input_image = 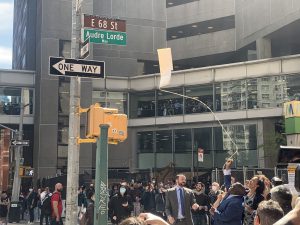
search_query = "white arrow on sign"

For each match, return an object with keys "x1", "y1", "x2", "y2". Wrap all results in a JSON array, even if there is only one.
[{"x1": 53, "y1": 59, "x2": 101, "y2": 75}]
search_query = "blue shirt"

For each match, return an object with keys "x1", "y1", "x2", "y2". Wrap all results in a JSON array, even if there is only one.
[{"x1": 176, "y1": 187, "x2": 185, "y2": 219}]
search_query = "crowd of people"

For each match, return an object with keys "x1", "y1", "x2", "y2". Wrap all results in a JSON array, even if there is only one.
[
  {"x1": 0, "y1": 183, "x2": 63, "y2": 225},
  {"x1": 1, "y1": 158, "x2": 300, "y2": 225},
  {"x1": 75, "y1": 159, "x2": 299, "y2": 225}
]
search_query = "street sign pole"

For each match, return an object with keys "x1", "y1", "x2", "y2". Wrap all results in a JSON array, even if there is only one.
[
  {"x1": 94, "y1": 125, "x2": 109, "y2": 225},
  {"x1": 65, "y1": 1, "x2": 81, "y2": 225},
  {"x1": 11, "y1": 89, "x2": 25, "y2": 202}
]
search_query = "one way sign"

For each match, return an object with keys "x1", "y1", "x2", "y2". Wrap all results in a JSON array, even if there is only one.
[
  {"x1": 49, "y1": 57, "x2": 105, "y2": 78},
  {"x1": 11, "y1": 139, "x2": 30, "y2": 146}
]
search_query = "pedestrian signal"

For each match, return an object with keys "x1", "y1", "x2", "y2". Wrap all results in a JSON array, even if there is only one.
[
  {"x1": 85, "y1": 103, "x2": 127, "y2": 143},
  {"x1": 19, "y1": 166, "x2": 34, "y2": 177}
]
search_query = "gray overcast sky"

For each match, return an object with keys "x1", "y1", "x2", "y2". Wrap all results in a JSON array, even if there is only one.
[{"x1": 0, "y1": 0, "x2": 13, "y2": 69}]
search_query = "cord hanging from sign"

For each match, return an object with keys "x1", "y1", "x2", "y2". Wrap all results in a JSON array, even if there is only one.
[{"x1": 158, "y1": 89, "x2": 239, "y2": 160}]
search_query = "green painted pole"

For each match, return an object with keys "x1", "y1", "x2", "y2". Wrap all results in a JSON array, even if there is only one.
[{"x1": 94, "y1": 124, "x2": 109, "y2": 225}]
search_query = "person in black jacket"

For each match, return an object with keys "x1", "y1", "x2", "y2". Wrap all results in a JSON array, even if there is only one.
[
  {"x1": 27, "y1": 188, "x2": 38, "y2": 224},
  {"x1": 141, "y1": 183, "x2": 156, "y2": 213},
  {"x1": 155, "y1": 183, "x2": 166, "y2": 219},
  {"x1": 192, "y1": 182, "x2": 210, "y2": 225},
  {"x1": 80, "y1": 192, "x2": 94, "y2": 225},
  {"x1": 78, "y1": 186, "x2": 87, "y2": 218},
  {"x1": 108, "y1": 185, "x2": 133, "y2": 224}
]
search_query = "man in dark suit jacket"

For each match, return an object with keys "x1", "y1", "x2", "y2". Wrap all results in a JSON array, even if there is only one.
[
  {"x1": 210, "y1": 182, "x2": 245, "y2": 225},
  {"x1": 165, "y1": 174, "x2": 199, "y2": 225}
]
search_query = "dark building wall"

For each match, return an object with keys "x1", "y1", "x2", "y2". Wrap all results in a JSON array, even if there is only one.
[
  {"x1": 167, "y1": 0, "x2": 235, "y2": 61},
  {"x1": 92, "y1": 0, "x2": 166, "y2": 76},
  {"x1": 28, "y1": 0, "x2": 166, "y2": 178},
  {"x1": 235, "y1": 0, "x2": 300, "y2": 49}
]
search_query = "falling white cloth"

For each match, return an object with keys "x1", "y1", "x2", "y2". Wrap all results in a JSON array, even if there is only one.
[{"x1": 157, "y1": 48, "x2": 173, "y2": 88}]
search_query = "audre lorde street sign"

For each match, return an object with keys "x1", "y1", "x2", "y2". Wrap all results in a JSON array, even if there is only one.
[{"x1": 82, "y1": 28, "x2": 127, "y2": 46}]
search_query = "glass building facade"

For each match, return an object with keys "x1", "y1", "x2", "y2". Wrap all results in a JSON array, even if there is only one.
[
  {"x1": 137, "y1": 124, "x2": 257, "y2": 170},
  {"x1": 91, "y1": 72, "x2": 300, "y2": 171},
  {"x1": 93, "y1": 66, "x2": 300, "y2": 172},
  {"x1": 129, "y1": 75, "x2": 299, "y2": 119},
  {"x1": 0, "y1": 87, "x2": 34, "y2": 115}
]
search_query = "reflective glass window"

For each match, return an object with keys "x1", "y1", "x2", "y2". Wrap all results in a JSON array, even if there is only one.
[
  {"x1": 93, "y1": 91, "x2": 127, "y2": 114},
  {"x1": 194, "y1": 127, "x2": 213, "y2": 151},
  {"x1": 156, "y1": 130, "x2": 172, "y2": 153},
  {"x1": 214, "y1": 124, "x2": 257, "y2": 167},
  {"x1": 220, "y1": 80, "x2": 246, "y2": 111},
  {"x1": 130, "y1": 91, "x2": 155, "y2": 118},
  {"x1": 286, "y1": 75, "x2": 300, "y2": 101},
  {"x1": 185, "y1": 85, "x2": 213, "y2": 114},
  {"x1": 223, "y1": 124, "x2": 257, "y2": 151},
  {"x1": 194, "y1": 127, "x2": 213, "y2": 168},
  {"x1": 58, "y1": 81, "x2": 70, "y2": 115},
  {"x1": 248, "y1": 76, "x2": 287, "y2": 109},
  {"x1": 137, "y1": 131, "x2": 153, "y2": 153},
  {"x1": 157, "y1": 88, "x2": 183, "y2": 116},
  {"x1": 0, "y1": 87, "x2": 34, "y2": 115},
  {"x1": 174, "y1": 129, "x2": 192, "y2": 152},
  {"x1": 215, "y1": 84, "x2": 221, "y2": 111}
]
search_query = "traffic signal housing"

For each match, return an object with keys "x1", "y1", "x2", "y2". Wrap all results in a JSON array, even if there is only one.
[
  {"x1": 19, "y1": 166, "x2": 34, "y2": 177},
  {"x1": 86, "y1": 103, "x2": 127, "y2": 144}
]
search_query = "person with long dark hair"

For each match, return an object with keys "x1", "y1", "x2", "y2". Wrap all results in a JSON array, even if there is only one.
[{"x1": 243, "y1": 176, "x2": 265, "y2": 225}]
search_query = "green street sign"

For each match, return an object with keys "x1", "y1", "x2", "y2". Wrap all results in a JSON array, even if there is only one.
[{"x1": 82, "y1": 28, "x2": 127, "y2": 46}]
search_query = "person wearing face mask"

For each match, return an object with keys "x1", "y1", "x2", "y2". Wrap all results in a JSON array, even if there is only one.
[
  {"x1": 27, "y1": 187, "x2": 38, "y2": 224},
  {"x1": 192, "y1": 182, "x2": 210, "y2": 225},
  {"x1": 108, "y1": 185, "x2": 133, "y2": 224},
  {"x1": 51, "y1": 183, "x2": 63, "y2": 225}
]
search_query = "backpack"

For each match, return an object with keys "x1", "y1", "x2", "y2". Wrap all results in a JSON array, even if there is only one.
[{"x1": 41, "y1": 193, "x2": 52, "y2": 215}]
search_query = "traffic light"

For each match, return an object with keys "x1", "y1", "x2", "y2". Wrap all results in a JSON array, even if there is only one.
[
  {"x1": 86, "y1": 103, "x2": 127, "y2": 143},
  {"x1": 19, "y1": 167, "x2": 24, "y2": 177},
  {"x1": 105, "y1": 113, "x2": 128, "y2": 144},
  {"x1": 19, "y1": 166, "x2": 34, "y2": 177}
]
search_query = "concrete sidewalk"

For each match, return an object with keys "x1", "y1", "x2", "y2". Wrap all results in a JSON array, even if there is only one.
[{"x1": 8, "y1": 221, "x2": 39, "y2": 225}]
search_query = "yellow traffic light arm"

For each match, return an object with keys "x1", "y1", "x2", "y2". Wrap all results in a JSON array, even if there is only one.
[
  {"x1": 77, "y1": 137, "x2": 97, "y2": 144},
  {"x1": 79, "y1": 107, "x2": 89, "y2": 114}
]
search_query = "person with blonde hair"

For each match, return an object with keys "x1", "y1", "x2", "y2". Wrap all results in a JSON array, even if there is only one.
[{"x1": 119, "y1": 213, "x2": 169, "y2": 225}]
